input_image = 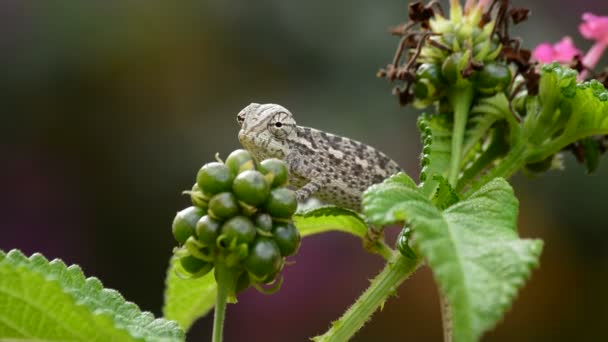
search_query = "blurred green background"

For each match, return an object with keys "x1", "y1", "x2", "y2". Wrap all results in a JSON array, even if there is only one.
[{"x1": 1, "y1": 0, "x2": 607, "y2": 341}]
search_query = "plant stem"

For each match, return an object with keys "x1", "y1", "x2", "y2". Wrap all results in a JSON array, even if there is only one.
[
  {"x1": 456, "y1": 124, "x2": 509, "y2": 192},
  {"x1": 313, "y1": 254, "x2": 422, "y2": 342},
  {"x1": 212, "y1": 263, "x2": 235, "y2": 342},
  {"x1": 439, "y1": 291, "x2": 453, "y2": 342},
  {"x1": 448, "y1": 86, "x2": 474, "y2": 187},
  {"x1": 465, "y1": 141, "x2": 528, "y2": 197},
  {"x1": 212, "y1": 283, "x2": 227, "y2": 342}
]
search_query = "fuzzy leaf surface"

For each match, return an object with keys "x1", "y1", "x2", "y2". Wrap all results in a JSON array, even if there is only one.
[
  {"x1": 525, "y1": 63, "x2": 608, "y2": 162},
  {"x1": 363, "y1": 178, "x2": 543, "y2": 341},
  {"x1": 162, "y1": 256, "x2": 217, "y2": 331},
  {"x1": 0, "y1": 249, "x2": 183, "y2": 342}
]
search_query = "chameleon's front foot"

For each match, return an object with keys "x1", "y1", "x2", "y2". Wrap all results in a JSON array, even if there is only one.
[{"x1": 363, "y1": 226, "x2": 393, "y2": 260}]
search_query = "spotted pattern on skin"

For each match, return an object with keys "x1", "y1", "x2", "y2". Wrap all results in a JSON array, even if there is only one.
[{"x1": 237, "y1": 103, "x2": 402, "y2": 211}]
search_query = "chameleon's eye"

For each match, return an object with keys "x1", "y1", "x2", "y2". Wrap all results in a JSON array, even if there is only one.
[{"x1": 268, "y1": 112, "x2": 295, "y2": 139}]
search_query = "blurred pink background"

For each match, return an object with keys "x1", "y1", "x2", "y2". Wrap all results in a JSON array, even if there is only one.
[{"x1": 1, "y1": 1, "x2": 607, "y2": 341}]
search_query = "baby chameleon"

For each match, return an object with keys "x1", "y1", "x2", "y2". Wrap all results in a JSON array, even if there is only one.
[{"x1": 237, "y1": 103, "x2": 402, "y2": 212}]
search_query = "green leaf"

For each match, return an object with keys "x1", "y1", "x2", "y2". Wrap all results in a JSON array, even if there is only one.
[
  {"x1": 419, "y1": 179, "x2": 542, "y2": 341},
  {"x1": 363, "y1": 173, "x2": 434, "y2": 227},
  {"x1": 467, "y1": 93, "x2": 512, "y2": 152},
  {"x1": 431, "y1": 175, "x2": 459, "y2": 210},
  {"x1": 163, "y1": 256, "x2": 217, "y2": 332},
  {"x1": 363, "y1": 178, "x2": 543, "y2": 341},
  {"x1": 524, "y1": 63, "x2": 608, "y2": 162},
  {"x1": 0, "y1": 249, "x2": 183, "y2": 342},
  {"x1": 293, "y1": 205, "x2": 368, "y2": 238}
]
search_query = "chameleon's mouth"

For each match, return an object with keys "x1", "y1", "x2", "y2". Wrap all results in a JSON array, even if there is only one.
[{"x1": 238, "y1": 129, "x2": 251, "y2": 149}]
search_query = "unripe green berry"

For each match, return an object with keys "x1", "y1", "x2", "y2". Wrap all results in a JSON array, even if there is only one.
[
  {"x1": 208, "y1": 192, "x2": 240, "y2": 220},
  {"x1": 472, "y1": 62, "x2": 512, "y2": 95},
  {"x1": 172, "y1": 206, "x2": 204, "y2": 244},
  {"x1": 196, "y1": 215, "x2": 221, "y2": 246},
  {"x1": 235, "y1": 270, "x2": 251, "y2": 293},
  {"x1": 221, "y1": 216, "x2": 257, "y2": 246},
  {"x1": 264, "y1": 188, "x2": 297, "y2": 218},
  {"x1": 189, "y1": 183, "x2": 209, "y2": 209},
  {"x1": 232, "y1": 170, "x2": 270, "y2": 206},
  {"x1": 258, "y1": 158, "x2": 289, "y2": 187},
  {"x1": 225, "y1": 149, "x2": 256, "y2": 175},
  {"x1": 245, "y1": 237, "x2": 282, "y2": 280},
  {"x1": 197, "y1": 162, "x2": 234, "y2": 195},
  {"x1": 254, "y1": 213, "x2": 274, "y2": 232},
  {"x1": 180, "y1": 255, "x2": 212, "y2": 276},
  {"x1": 272, "y1": 222, "x2": 300, "y2": 257}
]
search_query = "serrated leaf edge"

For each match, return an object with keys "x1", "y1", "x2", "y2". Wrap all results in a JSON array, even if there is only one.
[{"x1": 0, "y1": 249, "x2": 184, "y2": 342}]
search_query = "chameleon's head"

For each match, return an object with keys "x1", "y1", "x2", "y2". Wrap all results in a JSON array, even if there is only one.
[{"x1": 237, "y1": 103, "x2": 297, "y2": 161}]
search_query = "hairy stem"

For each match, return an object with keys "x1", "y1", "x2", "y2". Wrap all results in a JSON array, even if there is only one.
[
  {"x1": 448, "y1": 86, "x2": 474, "y2": 186},
  {"x1": 313, "y1": 254, "x2": 422, "y2": 342}
]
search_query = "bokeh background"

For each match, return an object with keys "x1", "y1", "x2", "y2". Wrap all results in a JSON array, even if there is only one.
[{"x1": 1, "y1": 0, "x2": 607, "y2": 341}]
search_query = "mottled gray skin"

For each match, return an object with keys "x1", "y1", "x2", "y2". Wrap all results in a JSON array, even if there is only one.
[{"x1": 237, "y1": 103, "x2": 402, "y2": 211}]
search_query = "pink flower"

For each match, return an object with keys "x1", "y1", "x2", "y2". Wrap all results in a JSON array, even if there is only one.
[
  {"x1": 579, "y1": 13, "x2": 608, "y2": 75},
  {"x1": 579, "y1": 13, "x2": 608, "y2": 44},
  {"x1": 532, "y1": 36, "x2": 582, "y2": 63}
]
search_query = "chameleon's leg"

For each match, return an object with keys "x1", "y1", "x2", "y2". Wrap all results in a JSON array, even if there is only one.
[
  {"x1": 295, "y1": 180, "x2": 323, "y2": 201},
  {"x1": 285, "y1": 152, "x2": 326, "y2": 201}
]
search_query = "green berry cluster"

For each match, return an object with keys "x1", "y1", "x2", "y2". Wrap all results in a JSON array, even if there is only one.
[{"x1": 172, "y1": 149, "x2": 300, "y2": 291}]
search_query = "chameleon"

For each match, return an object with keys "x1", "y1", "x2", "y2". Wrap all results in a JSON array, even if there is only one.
[{"x1": 237, "y1": 103, "x2": 402, "y2": 212}]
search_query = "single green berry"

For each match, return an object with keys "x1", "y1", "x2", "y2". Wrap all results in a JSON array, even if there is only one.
[
  {"x1": 189, "y1": 183, "x2": 209, "y2": 209},
  {"x1": 472, "y1": 62, "x2": 512, "y2": 95},
  {"x1": 245, "y1": 237, "x2": 282, "y2": 280},
  {"x1": 226, "y1": 149, "x2": 256, "y2": 175},
  {"x1": 264, "y1": 188, "x2": 297, "y2": 218},
  {"x1": 254, "y1": 213, "x2": 274, "y2": 232},
  {"x1": 197, "y1": 162, "x2": 234, "y2": 195},
  {"x1": 180, "y1": 255, "x2": 211, "y2": 275},
  {"x1": 232, "y1": 170, "x2": 270, "y2": 206},
  {"x1": 221, "y1": 216, "x2": 257, "y2": 246},
  {"x1": 441, "y1": 52, "x2": 466, "y2": 85},
  {"x1": 208, "y1": 192, "x2": 240, "y2": 220},
  {"x1": 172, "y1": 206, "x2": 204, "y2": 244},
  {"x1": 196, "y1": 215, "x2": 221, "y2": 246},
  {"x1": 413, "y1": 79, "x2": 436, "y2": 101},
  {"x1": 260, "y1": 259, "x2": 284, "y2": 284},
  {"x1": 235, "y1": 270, "x2": 251, "y2": 293},
  {"x1": 416, "y1": 63, "x2": 444, "y2": 87},
  {"x1": 258, "y1": 158, "x2": 289, "y2": 187},
  {"x1": 396, "y1": 227, "x2": 417, "y2": 259},
  {"x1": 272, "y1": 222, "x2": 301, "y2": 257}
]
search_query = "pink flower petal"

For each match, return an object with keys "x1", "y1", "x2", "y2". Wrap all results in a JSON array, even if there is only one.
[
  {"x1": 579, "y1": 13, "x2": 608, "y2": 44},
  {"x1": 532, "y1": 37, "x2": 581, "y2": 64},
  {"x1": 532, "y1": 43, "x2": 557, "y2": 63}
]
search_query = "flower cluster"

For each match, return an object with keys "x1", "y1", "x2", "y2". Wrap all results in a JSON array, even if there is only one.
[
  {"x1": 532, "y1": 13, "x2": 608, "y2": 80},
  {"x1": 378, "y1": 0, "x2": 536, "y2": 106}
]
